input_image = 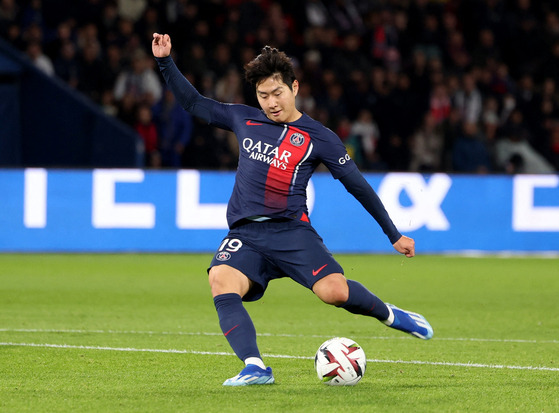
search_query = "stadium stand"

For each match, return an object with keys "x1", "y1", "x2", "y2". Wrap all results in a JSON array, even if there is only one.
[{"x1": 1, "y1": 0, "x2": 558, "y2": 172}]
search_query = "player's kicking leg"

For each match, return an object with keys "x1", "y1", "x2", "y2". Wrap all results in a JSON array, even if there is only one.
[
  {"x1": 341, "y1": 279, "x2": 434, "y2": 340},
  {"x1": 314, "y1": 276, "x2": 433, "y2": 340}
]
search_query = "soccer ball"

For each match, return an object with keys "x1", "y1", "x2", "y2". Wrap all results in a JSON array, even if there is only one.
[{"x1": 314, "y1": 337, "x2": 366, "y2": 386}]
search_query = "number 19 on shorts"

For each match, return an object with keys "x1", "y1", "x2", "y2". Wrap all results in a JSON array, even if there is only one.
[{"x1": 219, "y1": 238, "x2": 243, "y2": 252}]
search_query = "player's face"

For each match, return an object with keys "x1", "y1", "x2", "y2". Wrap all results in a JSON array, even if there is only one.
[{"x1": 256, "y1": 76, "x2": 301, "y2": 123}]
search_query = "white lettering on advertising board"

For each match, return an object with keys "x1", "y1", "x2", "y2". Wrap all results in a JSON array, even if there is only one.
[
  {"x1": 378, "y1": 173, "x2": 452, "y2": 231},
  {"x1": 513, "y1": 175, "x2": 559, "y2": 231},
  {"x1": 92, "y1": 169, "x2": 155, "y2": 229}
]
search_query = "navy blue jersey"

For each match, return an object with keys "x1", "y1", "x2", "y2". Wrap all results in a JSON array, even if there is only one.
[
  {"x1": 156, "y1": 56, "x2": 401, "y2": 243},
  {"x1": 212, "y1": 107, "x2": 356, "y2": 226}
]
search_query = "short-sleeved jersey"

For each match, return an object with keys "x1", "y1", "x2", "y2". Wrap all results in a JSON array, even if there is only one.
[{"x1": 205, "y1": 103, "x2": 357, "y2": 227}]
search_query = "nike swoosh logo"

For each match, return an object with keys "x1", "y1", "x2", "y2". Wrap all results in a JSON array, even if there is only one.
[
  {"x1": 312, "y1": 264, "x2": 328, "y2": 276},
  {"x1": 246, "y1": 120, "x2": 263, "y2": 126},
  {"x1": 224, "y1": 324, "x2": 239, "y2": 336}
]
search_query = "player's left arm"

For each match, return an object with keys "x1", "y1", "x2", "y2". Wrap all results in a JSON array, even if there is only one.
[
  {"x1": 338, "y1": 169, "x2": 414, "y2": 257},
  {"x1": 316, "y1": 126, "x2": 414, "y2": 257}
]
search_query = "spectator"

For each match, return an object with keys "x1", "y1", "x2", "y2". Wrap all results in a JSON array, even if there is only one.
[
  {"x1": 317, "y1": 81, "x2": 347, "y2": 129},
  {"x1": 215, "y1": 66, "x2": 243, "y2": 103},
  {"x1": 489, "y1": 62, "x2": 516, "y2": 98},
  {"x1": 416, "y1": 12, "x2": 444, "y2": 60},
  {"x1": 452, "y1": 122, "x2": 491, "y2": 173},
  {"x1": 100, "y1": 89, "x2": 118, "y2": 117},
  {"x1": 116, "y1": 92, "x2": 137, "y2": 126},
  {"x1": 380, "y1": 134, "x2": 410, "y2": 172},
  {"x1": 151, "y1": 88, "x2": 194, "y2": 167},
  {"x1": 369, "y1": 7, "x2": 401, "y2": 72},
  {"x1": 0, "y1": 0, "x2": 19, "y2": 38},
  {"x1": 98, "y1": 0, "x2": 120, "y2": 47},
  {"x1": 445, "y1": 29, "x2": 470, "y2": 71},
  {"x1": 53, "y1": 40, "x2": 79, "y2": 88},
  {"x1": 515, "y1": 74, "x2": 538, "y2": 131},
  {"x1": 113, "y1": 47, "x2": 162, "y2": 106},
  {"x1": 101, "y1": 43, "x2": 124, "y2": 91},
  {"x1": 25, "y1": 39, "x2": 54, "y2": 76},
  {"x1": 44, "y1": 20, "x2": 75, "y2": 61},
  {"x1": 410, "y1": 112, "x2": 444, "y2": 172},
  {"x1": 118, "y1": 0, "x2": 146, "y2": 22},
  {"x1": 210, "y1": 42, "x2": 234, "y2": 80},
  {"x1": 184, "y1": 42, "x2": 209, "y2": 82},
  {"x1": 76, "y1": 39, "x2": 105, "y2": 102},
  {"x1": 481, "y1": 96, "x2": 501, "y2": 142},
  {"x1": 134, "y1": 103, "x2": 160, "y2": 168},
  {"x1": 334, "y1": 32, "x2": 371, "y2": 76},
  {"x1": 295, "y1": 81, "x2": 316, "y2": 116},
  {"x1": 407, "y1": 48, "x2": 431, "y2": 109},
  {"x1": 429, "y1": 82, "x2": 451, "y2": 125},
  {"x1": 471, "y1": 28, "x2": 501, "y2": 68},
  {"x1": 454, "y1": 72, "x2": 483, "y2": 125},
  {"x1": 350, "y1": 109, "x2": 381, "y2": 170},
  {"x1": 20, "y1": 0, "x2": 42, "y2": 31}
]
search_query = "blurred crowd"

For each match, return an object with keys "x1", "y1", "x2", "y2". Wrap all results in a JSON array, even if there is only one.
[{"x1": 1, "y1": 0, "x2": 558, "y2": 173}]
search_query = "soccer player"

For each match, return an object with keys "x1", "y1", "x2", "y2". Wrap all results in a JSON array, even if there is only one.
[{"x1": 152, "y1": 33, "x2": 433, "y2": 386}]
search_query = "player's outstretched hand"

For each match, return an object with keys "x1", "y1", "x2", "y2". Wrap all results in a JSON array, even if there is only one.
[
  {"x1": 393, "y1": 235, "x2": 415, "y2": 258},
  {"x1": 152, "y1": 33, "x2": 172, "y2": 58}
]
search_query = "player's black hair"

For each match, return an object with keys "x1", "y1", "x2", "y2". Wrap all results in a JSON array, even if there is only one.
[{"x1": 244, "y1": 46, "x2": 296, "y2": 90}]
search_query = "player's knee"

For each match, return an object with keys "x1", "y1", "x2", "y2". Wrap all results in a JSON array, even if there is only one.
[
  {"x1": 313, "y1": 273, "x2": 349, "y2": 306},
  {"x1": 208, "y1": 266, "x2": 228, "y2": 296},
  {"x1": 208, "y1": 265, "x2": 251, "y2": 298}
]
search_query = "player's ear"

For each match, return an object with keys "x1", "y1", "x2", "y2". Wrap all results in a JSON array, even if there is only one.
[{"x1": 291, "y1": 79, "x2": 299, "y2": 97}]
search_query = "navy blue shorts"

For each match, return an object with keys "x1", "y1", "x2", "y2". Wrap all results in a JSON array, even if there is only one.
[{"x1": 209, "y1": 219, "x2": 344, "y2": 302}]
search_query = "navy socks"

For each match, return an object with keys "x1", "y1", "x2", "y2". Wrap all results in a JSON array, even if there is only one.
[
  {"x1": 214, "y1": 282, "x2": 388, "y2": 361},
  {"x1": 341, "y1": 279, "x2": 390, "y2": 321},
  {"x1": 213, "y1": 293, "x2": 261, "y2": 361}
]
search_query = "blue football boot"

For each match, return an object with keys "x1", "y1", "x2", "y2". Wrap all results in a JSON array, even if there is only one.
[
  {"x1": 223, "y1": 364, "x2": 275, "y2": 386},
  {"x1": 384, "y1": 303, "x2": 434, "y2": 340}
]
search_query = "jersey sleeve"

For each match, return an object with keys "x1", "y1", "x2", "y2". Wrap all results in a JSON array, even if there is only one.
[
  {"x1": 339, "y1": 169, "x2": 402, "y2": 244},
  {"x1": 155, "y1": 55, "x2": 237, "y2": 131},
  {"x1": 314, "y1": 126, "x2": 358, "y2": 179},
  {"x1": 311, "y1": 123, "x2": 401, "y2": 244}
]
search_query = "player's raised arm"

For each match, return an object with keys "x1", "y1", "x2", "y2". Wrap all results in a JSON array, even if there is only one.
[{"x1": 152, "y1": 32, "x2": 222, "y2": 126}]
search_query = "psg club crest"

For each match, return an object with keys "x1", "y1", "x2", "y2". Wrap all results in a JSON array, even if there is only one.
[
  {"x1": 216, "y1": 251, "x2": 231, "y2": 261},
  {"x1": 290, "y1": 133, "x2": 305, "y2": 147}
]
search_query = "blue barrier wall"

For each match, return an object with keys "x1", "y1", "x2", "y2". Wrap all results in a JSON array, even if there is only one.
[
  {"x1": 0, "y1": 38, "x2": 142, "y2": 168},
  {"x1": 1, "y1": 169, "x2": 558, "y2": 253}
]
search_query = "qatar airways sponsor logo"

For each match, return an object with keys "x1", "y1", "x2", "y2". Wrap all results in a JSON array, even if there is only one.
[{"x1": 242, "y1": 138, "x2": 292, "y2": 170}]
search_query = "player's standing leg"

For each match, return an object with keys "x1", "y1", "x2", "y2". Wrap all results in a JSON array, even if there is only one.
[{"x1": 209, "y1": 265, "x2": 274, "y2": 386}]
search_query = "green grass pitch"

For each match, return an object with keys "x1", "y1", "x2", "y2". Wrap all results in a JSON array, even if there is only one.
[{"x1": 1, "y1": 253, "x2": 558, "y2": 412}]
